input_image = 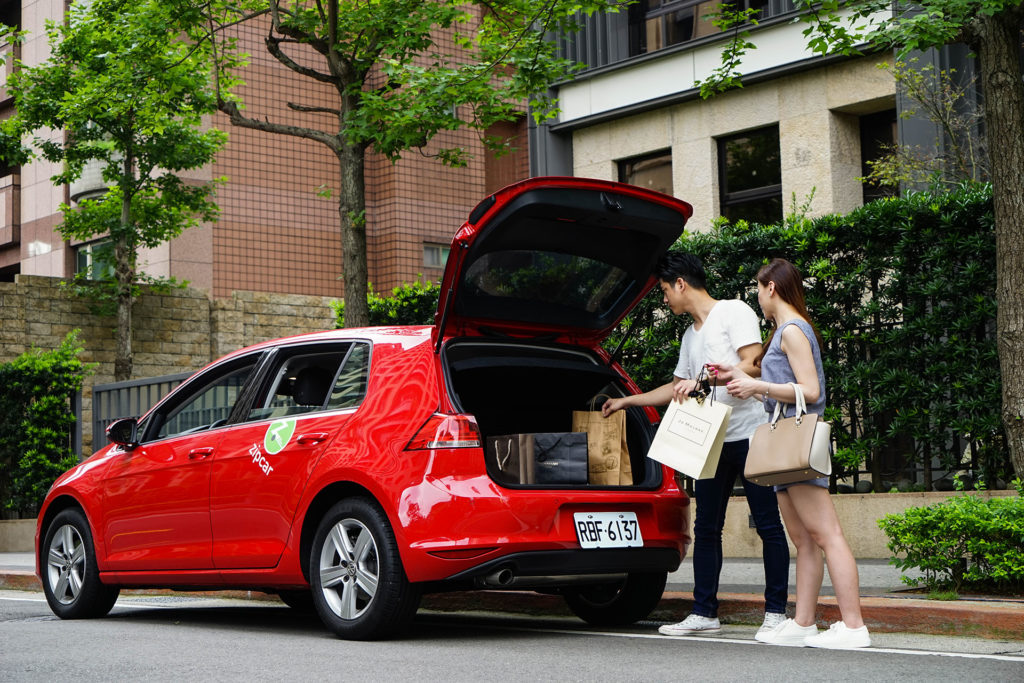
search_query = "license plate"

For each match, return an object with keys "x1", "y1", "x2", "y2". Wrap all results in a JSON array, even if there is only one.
[{"x1": 573, "y1": 512, "x2": 643, "y2": 549}]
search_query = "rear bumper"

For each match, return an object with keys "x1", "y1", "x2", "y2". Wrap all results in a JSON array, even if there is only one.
[{"x1": 443, "y1": 547, "x2": 681, "y2": 588}]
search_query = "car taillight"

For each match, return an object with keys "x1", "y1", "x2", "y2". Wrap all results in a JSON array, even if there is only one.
[{"x1": 406, "y1": 413, "x2": 482, "y2": 450}]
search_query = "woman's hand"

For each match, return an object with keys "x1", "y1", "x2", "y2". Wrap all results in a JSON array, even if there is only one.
[{"x1": 708, "y1": 363, "x2": 761, "y2": 400}]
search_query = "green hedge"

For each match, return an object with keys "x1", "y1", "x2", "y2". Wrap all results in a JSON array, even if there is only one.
[
  {"x1": 333, "y1": 280, "x2": 440, "y2": 327},
  {"x1": 609, "y1": 183, "x2": 1006, "y2": 487},
  {"x1": 0, "y1": 331, "x2": 93, "y2": 517},
  {"x1": 878, "y1": 481, "x2": 1024, "y2": 592}
]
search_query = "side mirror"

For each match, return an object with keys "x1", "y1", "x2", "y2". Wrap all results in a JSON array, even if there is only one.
[{"x1": 106, "y1": 418, "x2": 139, "y2": 449}]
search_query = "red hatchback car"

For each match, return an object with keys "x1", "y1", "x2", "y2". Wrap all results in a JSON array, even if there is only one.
[{"x1": 36, "y1": 177, "x2": 694, "y2": 639}]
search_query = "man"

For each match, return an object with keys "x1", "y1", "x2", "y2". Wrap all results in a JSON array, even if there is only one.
[{"x1": 602, "y1": 252, "x2": 789, "y2": 638}]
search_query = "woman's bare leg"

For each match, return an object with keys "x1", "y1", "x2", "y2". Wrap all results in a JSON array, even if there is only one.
[
  {"x1": 776, "y1": 489, "x2": 823, "y2": 627},
  {"x1": 784, "y1": 485, "x2": 864, "y2": 628}
]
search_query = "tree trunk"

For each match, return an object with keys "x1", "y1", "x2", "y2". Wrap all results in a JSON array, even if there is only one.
[
  {"x1": 338, "y1": 141, "x2": 369, "y2": 328},
  {"x1": 113, "y1": 234, "x2": 133, "y2": 382},
  {"x1": 974, "y1": 12, "x2": 1024, "y2": 480}
]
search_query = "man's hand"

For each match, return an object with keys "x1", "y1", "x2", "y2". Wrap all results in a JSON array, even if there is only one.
[
  {"x1": 601, "y1": 397, "x2": 629, "y2": 417},
  {"x1": 671, "y1": 378, "x2": 698, "y2": 403}
]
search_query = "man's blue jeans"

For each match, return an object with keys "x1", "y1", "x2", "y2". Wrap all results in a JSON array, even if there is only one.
[{"x1": 691, "y1": 438, "x2": 789, "y2": 617}]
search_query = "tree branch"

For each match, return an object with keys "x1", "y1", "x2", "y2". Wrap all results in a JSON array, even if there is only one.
[
  {"x1": 217, "y1": 99, "x2": 341, "y2": 151},
  {"x1": 288, "y1": 102, "x2": 342, "y2": 115},
  {"x1": 265, "y1": 33, "x2": 336, "y2": 82}
]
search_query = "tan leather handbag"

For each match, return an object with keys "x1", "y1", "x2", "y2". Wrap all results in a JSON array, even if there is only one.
[{"x1": 744, "y1": 383, "x2": 832, "y2": 486}]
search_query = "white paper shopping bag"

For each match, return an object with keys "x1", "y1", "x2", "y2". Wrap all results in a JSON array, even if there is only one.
[{"x1": 646, "y1": 396, "x2": 732, "y2": 479}]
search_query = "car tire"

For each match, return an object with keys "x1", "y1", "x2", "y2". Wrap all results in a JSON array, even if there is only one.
[
  {"x1": 562, "y1": 571, "x2": 667, "y2": 626},
  {"x1": 41, "y1": 508, "x2": 120, "y2": 619},
  {"x1": 309, "y1": 498, "x2": 421, "y2": 640}
]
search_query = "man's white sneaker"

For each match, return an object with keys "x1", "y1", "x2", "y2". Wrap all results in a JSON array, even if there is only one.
[
  {"x1": 755, "y1": 617, "x2": 817, "y2": 645},
  {"x1": 755, "y1": 612, "x2": 788, "y2": 640},
  {"x1": 658, "y1": 613, "x2": 722, "y2": 636},
  {"x1": 804, "y1": 621, "x2": 871, "y2": 649}
]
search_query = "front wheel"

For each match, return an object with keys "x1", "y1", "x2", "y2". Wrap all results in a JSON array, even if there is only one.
[
  {"x1": 309, "y1": 498, "x2": 421, "y2": 640},
  {"x1": 563, "y1": 571, "x2": 667, "y2": 626},
  {"x1": 41, "y1": 508, "x2": 120, "y2": 619}
]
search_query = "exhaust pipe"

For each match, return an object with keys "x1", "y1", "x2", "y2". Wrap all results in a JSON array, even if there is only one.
[{"x1": 482, "y1": 568, "x2": 515, "y2": 587}]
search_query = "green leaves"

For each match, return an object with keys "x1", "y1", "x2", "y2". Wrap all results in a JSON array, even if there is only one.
[
  {"x1": 2, "y1": 0, "x2": 226, "y2": 378},
  {"x1": 332, "y1": 279, "x2": 441, "y2": 327},
  {"x1": 0, "y1": 332, "x2": 94, "y2": 516},
  {"x1": 878, "y1": 489, "x2": 1024, "y2": 592}
]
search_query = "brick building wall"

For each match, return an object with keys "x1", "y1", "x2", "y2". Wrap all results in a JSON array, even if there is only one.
[
  {"x1": 1, "y1": 4, "x2": 531, "y2": 302},
  {"x1": 0, "y1": 275, "x2": 337, "y2": 454}
]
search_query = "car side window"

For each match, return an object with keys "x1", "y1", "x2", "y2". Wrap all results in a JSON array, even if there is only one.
[
  {"x1": 147, "y1": 357, "x2": 260, "y2": 441},
  {"x1": 247, "y1": 346, "x2": 357, "y2": 421},
  {"x1": 326, "y1": 342, "x2": 370, "y2": 410}
]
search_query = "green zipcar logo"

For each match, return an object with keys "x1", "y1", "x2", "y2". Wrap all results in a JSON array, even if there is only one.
[{"x1": 264, "y1": 418, "x2": 296, "y2": 455}]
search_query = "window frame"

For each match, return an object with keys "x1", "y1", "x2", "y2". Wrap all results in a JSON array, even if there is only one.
[{"x1": 717, "y1": 125, "x2": 783, "y2": 224}]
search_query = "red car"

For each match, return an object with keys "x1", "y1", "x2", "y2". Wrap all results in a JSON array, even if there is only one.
[{"x1": 36, "y1": 177, "x2": 694, "y2": 639}]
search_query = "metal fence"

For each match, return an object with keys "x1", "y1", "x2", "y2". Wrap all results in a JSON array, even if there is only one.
[{"x1": 90, "y1": 372, "x2": 191, "y2": 452}]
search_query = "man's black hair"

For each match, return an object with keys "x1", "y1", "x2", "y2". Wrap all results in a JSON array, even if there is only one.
[{"x1": 655, "y1": 252, "x2": 707, "y2": 290}]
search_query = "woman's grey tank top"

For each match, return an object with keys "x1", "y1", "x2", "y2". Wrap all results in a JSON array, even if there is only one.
[{"x1": 760, "y1": 319, "x2": 826, "y2": 418}]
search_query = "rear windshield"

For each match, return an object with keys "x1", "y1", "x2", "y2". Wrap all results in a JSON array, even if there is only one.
[{"x1": 462, "y1": 249, "x2": 631, "y2": 322}]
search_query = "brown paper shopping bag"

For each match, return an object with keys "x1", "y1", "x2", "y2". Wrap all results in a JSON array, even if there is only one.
[{"x1": 572, "y1": 396, "x2": 633, "y2": 485}]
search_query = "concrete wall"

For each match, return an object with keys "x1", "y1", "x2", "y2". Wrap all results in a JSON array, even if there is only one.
[
  {"x1": 700, "y1": 490, "x2": 1019, "y2": 560},
  {"x1": 0, "y1": 274, "x2": 337, "y2": 455}
]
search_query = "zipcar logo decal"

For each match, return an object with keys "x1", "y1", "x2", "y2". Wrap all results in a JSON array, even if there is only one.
[
  {"x1": 249, "y1": 444, "x2": 275, "y2": 475},
  {"x1": 264, "y1": 418, "x2": 296, "y2": 454}
]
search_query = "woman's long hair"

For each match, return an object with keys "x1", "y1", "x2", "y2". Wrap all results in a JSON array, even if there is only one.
[{"x1": 755, "y1": 258, "x2": 824, "y2": 367}]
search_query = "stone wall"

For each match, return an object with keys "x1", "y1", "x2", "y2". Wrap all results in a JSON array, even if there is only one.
[{"x1": 0, "y1": 274, "x2": 337, "y2": 454}]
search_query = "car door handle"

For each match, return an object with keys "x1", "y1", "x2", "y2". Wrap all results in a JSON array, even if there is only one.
[
  {"x1": 296, "y1": 433, "x2": 329, "y2": 446},
  {"x1": 188, "y1": 447, "x2": 215, "y2": 460}
]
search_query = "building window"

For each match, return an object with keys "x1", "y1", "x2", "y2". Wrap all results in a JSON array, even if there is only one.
[
  {"x1": 423, "y1": 243, "x2": 450, "y2": 269},
  {"x1": 860, "y1": 109, "x2": 899, "y2": 204},
  {"x1": 630, "y1": 0, "x2": 786, "y2": 56},
  {"x1": 75, "y1": 240, "x2": 115, "y2": 280},
  {"x1": 718, "y1": 126, "x2": 782, "y2": 224},
  {"x1": 618, "y1": 150, "x2": 673, "y2": 195}
]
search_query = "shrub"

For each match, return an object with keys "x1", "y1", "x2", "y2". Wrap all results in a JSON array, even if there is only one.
[
  {"x1": 0, "y1": 331, "x2": 94, "y2": 517},
  {"x1": 609, "y1": 183, "x2": 1008, "y2": 485},
  {"x1": 333, "y1": 279, "x2": 440, "y2": 327},
  {"x1": 878, "y1": 480, "x2": 1024, "y2": 592}
]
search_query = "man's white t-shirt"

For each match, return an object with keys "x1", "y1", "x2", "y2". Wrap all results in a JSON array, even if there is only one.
[{"x1": 673, "y1": 298, "x2": 766, "y2": 442}]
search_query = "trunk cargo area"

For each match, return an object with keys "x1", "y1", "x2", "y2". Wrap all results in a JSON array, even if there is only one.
[{"x1": 443, "y1": 340, "x2": 660, "y2": 487}]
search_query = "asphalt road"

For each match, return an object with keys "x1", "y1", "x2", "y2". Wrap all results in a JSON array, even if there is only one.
[{"x1": 2, "y1": 590, "x2": 1022, "y2": 682}]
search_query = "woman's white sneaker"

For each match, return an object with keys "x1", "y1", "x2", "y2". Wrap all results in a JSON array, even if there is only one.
[
  {"x1": 658, "y1": 613, "x2": 722, "y2": 636},
  {"x1": 755, "y1": 617, "x2": 817, "y2": 645},
  {"x1": 804, "y1": 621, "x2": 871, "y2": 649}
]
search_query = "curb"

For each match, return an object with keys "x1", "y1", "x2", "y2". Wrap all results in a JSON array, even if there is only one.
[{"x1": 4, "y1": 570, "x2": 1021, "y2": 641}]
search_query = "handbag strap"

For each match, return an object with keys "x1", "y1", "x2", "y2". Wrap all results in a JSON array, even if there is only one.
[
  {"x1": 588, "y1": 393, "x2": 612, "y2": 412},
  {"x1": 769, "y1": 382, "x2": 809, "y2": 428}
]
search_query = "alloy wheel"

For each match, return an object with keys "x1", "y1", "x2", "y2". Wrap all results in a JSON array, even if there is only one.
[
  {"x1": 47, "y1": 523, "x2": 86, "y2": 605},
  {"x1": 317, "y1": 518, "x2": 380, "y2": 619}
]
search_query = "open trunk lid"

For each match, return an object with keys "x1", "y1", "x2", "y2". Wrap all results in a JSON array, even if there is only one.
[{"x1": 433, "y1": 177, "x2": 693, "y2": 348}]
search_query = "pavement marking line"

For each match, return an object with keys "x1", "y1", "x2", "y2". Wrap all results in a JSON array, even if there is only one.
[{"x1": 528, "y1": 626, "x2": 1024, "y2": 663}]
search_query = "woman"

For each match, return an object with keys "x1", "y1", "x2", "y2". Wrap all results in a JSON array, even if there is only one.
[{"x1": 709, "y1": 258, "x2": 870, "y2": 649}]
